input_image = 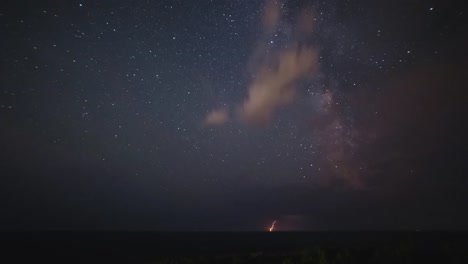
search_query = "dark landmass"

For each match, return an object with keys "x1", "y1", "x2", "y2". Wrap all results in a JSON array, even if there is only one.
[{"x1": 2, "y1": 231, "x2": 468, "y2": 263}]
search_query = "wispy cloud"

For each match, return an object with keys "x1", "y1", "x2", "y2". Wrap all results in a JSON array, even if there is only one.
[
  {"x1": 239, "y1": 46, "x2": 319, "y2": 126},
  {"x1": 205, "y1": 0, "x2": 320, "y2": 127},
  {"x1": 204, "y1": 108, "x2": 229, "y2": 126}
]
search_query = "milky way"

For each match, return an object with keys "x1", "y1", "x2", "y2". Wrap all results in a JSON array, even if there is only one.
[{"x1": 0, "y1": 0, "x2": 467, "y2": 230}]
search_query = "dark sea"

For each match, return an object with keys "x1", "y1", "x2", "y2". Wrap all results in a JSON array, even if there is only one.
[{"x1": 2, "y1": 231, "x2": 468, "y2": 263}]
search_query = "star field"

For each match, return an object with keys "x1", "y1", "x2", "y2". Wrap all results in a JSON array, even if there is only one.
[{"x1": 1, "y1": 0, "x2": 467, "y2": 231}]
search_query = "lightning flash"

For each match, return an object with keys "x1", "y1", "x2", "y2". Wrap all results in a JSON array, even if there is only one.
[{"x1": 269, "y1": 220, "x2": 277, "y2": 232}]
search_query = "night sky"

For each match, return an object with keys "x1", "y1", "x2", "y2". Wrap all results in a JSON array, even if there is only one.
[{"x1": 1, "y1": 0, "x2": 467, "y2": 231}]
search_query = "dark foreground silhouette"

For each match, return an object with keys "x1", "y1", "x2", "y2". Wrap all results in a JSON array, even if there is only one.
[{"x1": 3, "y1": 231, "x2": 468, "y2": 263}]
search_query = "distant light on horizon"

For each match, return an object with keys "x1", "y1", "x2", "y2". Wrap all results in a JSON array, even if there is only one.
[{"x1": 269, "y1": 220, "x2": 277, "y2": 232}]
